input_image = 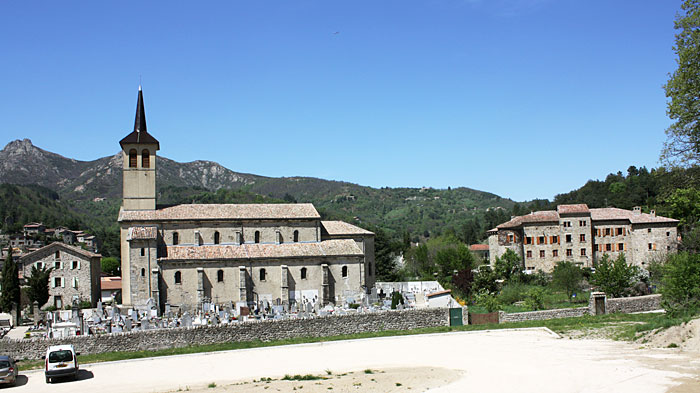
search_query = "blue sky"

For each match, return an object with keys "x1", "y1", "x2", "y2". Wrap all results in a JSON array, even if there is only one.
[{"x1": 0, "y1": 1, "x2": 681, "y2": 201}]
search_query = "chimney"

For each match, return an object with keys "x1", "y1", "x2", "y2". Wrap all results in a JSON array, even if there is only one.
[
  {"x1": 633, "y1": 206, "x2": 641, "y2": 215},
  {"x1": 650, "y1": 210, "x2": 656, "y2": 217}
]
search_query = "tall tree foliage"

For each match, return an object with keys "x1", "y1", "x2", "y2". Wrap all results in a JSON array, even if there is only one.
[
  {"x1": 662, "y1": 0, "x2": 700, "y2": 166},
  {"x1": 0, "y1": 250, "x2": 20, "y2": 312},
  {"x1": 551, "y1": 261, "x2": 583, "y2": 301},
  {"x1": 660, "y1": 252, "x2": 700, "y2": 316},
  {"x1": 591, "y1": 254, "x2": 639, "y2": 298},
  {"x1": 26, "y1": 265, "x2": 53, "y2": 308}
]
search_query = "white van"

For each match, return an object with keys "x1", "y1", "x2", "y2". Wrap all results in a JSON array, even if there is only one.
[{"x1": 44, "y1": 344, "x2": 79, "y2": 383}]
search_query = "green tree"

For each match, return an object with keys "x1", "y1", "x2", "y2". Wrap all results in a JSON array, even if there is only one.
[
  {"x1": 551, "y1": 261, "x2": 583, "y2": 301},
  {"x1": 591, "y1": 254, "x2": 639, "y2": 298},
  {"x1": 660, "y1": 252, "x2": 700, "y2": 316},
  {"x1": 0, "y1": 250, "x2": 20, "y2": 313},
  {"x1": 101, "y1": 257, "x2": 121, "y2": 276},
  {"x1": 26, "y1": 265, "x2": 53, "y2": 308},
  {"x1": 493, "y1": 249, "x2": 523, "y2": 282},
  {"x1": 472, "y1": 266, "x2": 499, "y2": 294},
  {"x1": 373, "y1": 227, "x2": 402, "y2": 281},
  {"x1": 435, "y1": 244, "x2": 475, "y2": 280},
  {"x1": 662, "y1": 0, "x2": 700, "y2": 166}
]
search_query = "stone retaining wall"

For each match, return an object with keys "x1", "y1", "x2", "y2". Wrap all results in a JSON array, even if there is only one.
[
  {"x1": 498, "y1": 307, "x2": 589, "y2": 323},
  {"x1": 606, "y1": 294, "x2": 662, "y2": 314},
  {"x1": 0, "y1": 308, "x2": 451, "y2": 360}
]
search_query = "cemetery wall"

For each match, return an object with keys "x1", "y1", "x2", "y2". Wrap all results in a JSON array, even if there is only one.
[
  {"x1": 498, "y1": 307, "x2": 589, "y2": 323},
  {"x1": 606, "y1": 294, "x2": 661, "y2": 314},
  {"x1": 0, "y1": 308, "x2": 451, "y2": 360}
]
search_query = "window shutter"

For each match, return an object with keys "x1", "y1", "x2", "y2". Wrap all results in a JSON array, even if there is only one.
[
  {"x1": 61, "y1": 278, "x2": 65, "y2": 288},
  {"x1": 51, "y1": 279, "x2": 55, "y2": 288},
  {"x1": 78, "y1": 261, "x2": 81, "y2": 270}
]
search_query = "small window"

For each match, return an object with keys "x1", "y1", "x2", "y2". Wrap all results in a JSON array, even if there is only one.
[
  {"x1": 566, "y1": 234, "x2": 572, "y2": 243},
  {"x1": 172, "y1": 232, "x2": 179, "y2": 245},
  {"x1": 72, "y1": 261, "x2": 79, "y2": 269},
  {"x1": 580, "y1": 234, "x2": 586, "y2": 242},
  {"x1": 141, "y1": 149, "x2": 150, "y2": 168},
  {"x1": 616, "y1": 228, "x2": 623, "y2": 236},
  {"x1": 606, "y1": 244, "x2": 612, "y2": 251},
  {"x1": 174, "y1": 271, "x2": 182, "y2": 284},
  {"x1": 580, "y1": 248, "x2": 586, "y2": 256},
  {"x1": 605, "y1": 228, "x2": 611, "y2": 236},
  {"x1": 618, "y1": 243, "x2": 624, "y2": 251},
  {"x1": 217, "y1": 269, "x2": 224, "y2": 282},
  {"x1": 579, "y1": 220, "x2": 587, "y2": 227},
  {"x1": 72, "y1": 277, "x2": 79, "y2": 289},
  {"x1": 508, "y1": 234, "x2": 514, "y2": 243},
  {"x1": 141, "y1": 248, "x2": 145, "y2": 256},
  {"x1": 55, "y1": 250, "x2": 60, "y2": 259},
  {"x1": 54, "y1": 277, "x2": 62, "y2": 287},
  {"x1": 525, "y1": 237, "x2": 532, "y2": 245},
  {"x1": 551, "y1": 236, "x2": 559, "y2": 244},
  {"x1": 538, "y1": 236, "x2": 545, "y2": 245},
  {"x1": 526, "y1": 250, "x2": 532, "y2": 258},
  {"x1": 54, "y1": 261, "x2": 61, "y2": 270},
  {"x1": 539, "y1": 250, "x2": 545, "y2": 258},
  {"x1": 259, "y1": 268, "x2": 266, "y2": 281},
  {"x1": 129, "y1": 149, "x2": 137, "y2": 168},
  {"x1": 648, "y1": 228, "x2": 652, "y2": 233},
  {"x1": 214, "y1": 231, "x2": 220, "y2": 245},
  {"x1": 141, "y1": 268, "x2": 145, "y2": 277},
  {"x1": 342, "y1": 266, "x2": 348, "y2": 278},
  {"x1": 255, "y1": 231, "x2": 260, "y2": 244},
  {"x1": 566, "y1": 249, "x2": 572, "y2": 257},
  {"x1": 667, "y1": 232, "x2": 670, "y2": 237},
  {"x1": 648, "y1": 243, "x2": 653, "y2": 250},
  {"x1": 300, "y1": 267, "x2": 307, "y2": 280},
  {"x1": 553, "y1": 250, "x2": 559, "y2": 257},
  {"x1": 293, "y1": 230, "x2": 299, "y2": 243}
]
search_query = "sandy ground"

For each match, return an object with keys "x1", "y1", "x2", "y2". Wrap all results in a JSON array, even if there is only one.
[
  {"x1": 11, "y1": 328, "x2": 700, "y2": 393},
  {"x1": 178, "y1": 367, "x2": 459, "y2": 393}
]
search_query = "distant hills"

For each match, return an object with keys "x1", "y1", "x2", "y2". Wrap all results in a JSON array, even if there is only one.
[{"x1": 0, "y1": 139, "x2": 517, "y2": 252}]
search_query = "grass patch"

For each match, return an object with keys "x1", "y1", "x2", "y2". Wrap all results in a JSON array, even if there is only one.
[
  {"x1": 364, "y1": 369, "x2": 374, "y2": 374},
  {"x1": 15, "y1": 312, "x2": 680, "y2": 371},
  {"x1": 282, "y1": 374, "x2": 324, "y2": 381},
  {"x1": 207, "y1": 382, "x2": 216, "y2": 388}
]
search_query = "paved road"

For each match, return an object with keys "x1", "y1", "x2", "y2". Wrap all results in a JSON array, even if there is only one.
[{"x1": 11, "y1": 328, "x2": 700, "y2": 393}]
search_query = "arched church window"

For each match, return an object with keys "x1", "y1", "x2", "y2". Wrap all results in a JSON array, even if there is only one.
[
  {"x1": 259, "y1": 268, "x2": 266, "y2": 281},
  {"x1": 293, "y1": 230, "x2": 299, "y2": 243},
  {"x1": 300, "y1": 267, "x2": 307, "y2": 280},
  {"x1": 142, "y1": 149, "x2": 150, "y2": 168},
  {"x1": 174, "y1": 271, "x2": 182, "y2": 284},
  {"x1": 255, "y1": 231, "x2": 260, "y2": 244},
  {"x1": 217, "y1": 269, "x2": 224, "y2": 282},
  {"x1": 129, "y1": 149, "x2": 137, "y2": 168},
  {"x1": 342, "y1": 266, "x2": 348, "y2": 278},
  {"x1": 172, "y1": 232, "x2": 179, "y2": 245},
  {"x1": 214, "y1": 231, "x2": 220, "y2": 245}
]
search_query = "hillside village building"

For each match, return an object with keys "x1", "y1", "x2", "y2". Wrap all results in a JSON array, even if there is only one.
[
  {"x1": 18, "y1": 242, "x2": 102, "y2": 309},
  {"x1": 118, "y1": 88, "x2": 375, "y2": 312},
  {"x1": 488, "y1": 204, "x2": 678, "y2": 272}
]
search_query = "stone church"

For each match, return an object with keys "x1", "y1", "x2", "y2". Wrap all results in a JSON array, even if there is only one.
[{"x1": 118, "y1": 88, "x2": 375, "y2": 312}]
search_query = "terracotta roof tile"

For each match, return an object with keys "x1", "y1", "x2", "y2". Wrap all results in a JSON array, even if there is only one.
[
  {"x1": 590, "y1": 208, "x2": 678, "y2": 224},
  {"x1": 321, "y1": 221, "x2": 374, "y2": 236},
  {"x1": 470, "y1": 244, "x2": 489, "y2": 251},
  {"x1": 19, "y1": 242, "x2": 101, "y2": 262},
  {"x1": 161, "y1": 239, "x2": 363, "y2": 261},
  {"x1": 119, "y1": 203, "x2": 320, "y2": 222},
  {"x1": 127, "y1": 226, "x2": 158, "y2": 240},
  {"x1": 557, "y1": 204, "x2": 590, "y2": 214}
]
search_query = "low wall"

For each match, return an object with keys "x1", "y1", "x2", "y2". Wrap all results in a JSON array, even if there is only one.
[
  {"x1": 606, "y1": 294, "x2": 662, "y2": 314},
  {"x1": 498, "y1": 307, "x2": 589, "y2": 323},
  {"x1": 0, "y1": 308, "x2": 451, "y2": 360}
]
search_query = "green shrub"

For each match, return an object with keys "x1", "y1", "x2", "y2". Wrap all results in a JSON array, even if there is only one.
[
  {"x1": 498, "y1": 282, "x2": 532, "y2": 305},
  {"x1": 660, "y1": 252, "x2": 700, "y2": 317},
  {"x1": 523, "y1": 287, "x2": 547, "y2": 311},
  {"x1": 475, "y1": 290, "x2": 501, "y2": 312}
]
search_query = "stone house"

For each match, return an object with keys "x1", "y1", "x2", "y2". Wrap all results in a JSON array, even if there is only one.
[
  {"x1": 118, "y1": 87, "x2": 375, "y2": 312},
  {"x1": 488, "y1": 204, "x2": 678, "y2": 272},
  {"x1": 18, "y1": 242, "x2": 102, "y2": 309}
]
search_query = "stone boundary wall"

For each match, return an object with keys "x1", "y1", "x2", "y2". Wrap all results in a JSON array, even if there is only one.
[
  {"x1": 0, "y1": 308, "x2": 451, "y2": 360},
  {"x1": 498, "y1": 307, "x2": 589, "y2": 323},
  {"x1": 606, "y1": 294, "x2": 661, "y2": 314}
]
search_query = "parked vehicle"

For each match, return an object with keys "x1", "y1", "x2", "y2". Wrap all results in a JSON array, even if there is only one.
[
  {"x1": 44, "y1": 345, "x2": 79, "y2": 383},
  {"x1": 0, "y1": 356, "x2": 18, "y2": 386}
]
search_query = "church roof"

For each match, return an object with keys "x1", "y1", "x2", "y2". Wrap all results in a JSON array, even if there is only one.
[
  {"x1": 127, "y1": 226, "x2": 158, "y2": 240},
  {"x1": 119, "y1": 87, "x2": 160, "y2": 149},
  {"x1": 160, "y1": 239, "x2": 363, "y2": 261},
  {"x1": 321, "y1": 221, "x2": 374, "y2": 237},
  {"x1": 118, "y1": 203, "x2": 321, "y2": 222}
]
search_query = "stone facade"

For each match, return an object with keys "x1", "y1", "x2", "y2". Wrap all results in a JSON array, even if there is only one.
[
  {"x1": 1, "y1": 308, "x2": 450, "y2": 360},
  {"x1": 488, "y1": 204, "x2": 678, "y2": 272},
  {"x1": 117, "y1": 88, "x2": 375, "y2": 311},
  {"x1": 18, "y1": 242, "x2": 102, "y2": 308}
]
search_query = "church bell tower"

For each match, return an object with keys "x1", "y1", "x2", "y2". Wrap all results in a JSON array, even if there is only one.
[{"x1": 119, "y1": 86, "x2": 159, "y2": 211}]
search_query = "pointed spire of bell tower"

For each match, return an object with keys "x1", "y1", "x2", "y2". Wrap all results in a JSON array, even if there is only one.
[{"x1": 134, "y1": 85, "x2": 147, "y2": 134}]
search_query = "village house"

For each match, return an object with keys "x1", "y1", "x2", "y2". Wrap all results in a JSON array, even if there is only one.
[
  {"x1": 118, "y1": 87, "x2": 375, "y2": 312},
  {"x1": 18, "y1": 242, "x2": 102, "y2": 309},
  {"x1": 488, "y1": 204, "x2": 679, "y2": 272}
]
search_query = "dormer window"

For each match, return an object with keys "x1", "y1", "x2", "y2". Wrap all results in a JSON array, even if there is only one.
[{"x1": 129, "y1": 149, "x2": 137, "y2": 168}]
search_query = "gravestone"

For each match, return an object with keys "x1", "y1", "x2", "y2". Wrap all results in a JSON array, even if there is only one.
[
  {"x1": 125, "y1": 318, "x2": 132, "y2": 331},
  {"x1": 182, "y1": 312, "x2": 193, "y2": 328},
  {"x1": 141, "y1": 317, "x2": 149, "y2": 330}
]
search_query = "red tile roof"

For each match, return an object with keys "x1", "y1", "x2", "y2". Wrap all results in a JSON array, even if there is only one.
[
  {"x1": 557, "y1": 204, "x2": 590, "y2": 214},
  {"x1": 470, "y1": 244, "x2": 489, "y2": 251},
  {"x1": 101, "y1": 276, "x2": 122, "y2": 291},
  {"x1": 119, "y1": 203, "x2": 320, "y2": 222},
  {"x1": 161, "y1": 239, "x2": 363, "y2": 261}
]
